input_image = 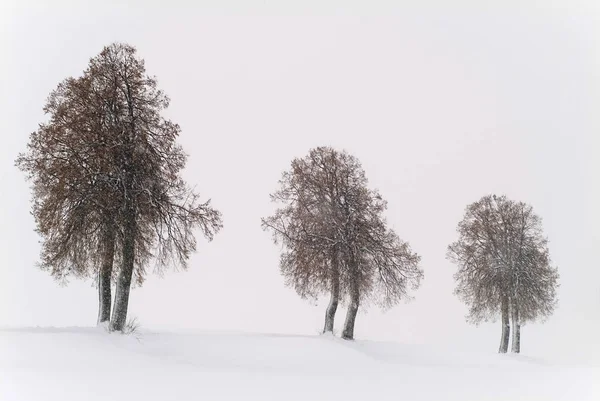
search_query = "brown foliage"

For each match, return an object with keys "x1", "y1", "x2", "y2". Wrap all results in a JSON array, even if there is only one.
[
  {"x1": 262, "y1": 147, "x2": 423, "y2": 337},
  {"x1": 447, "y1": 195, "x2": 559, "y2": 325},
  {"x1": 16, "y1": 43, "x2": 223, "y2": 329}
]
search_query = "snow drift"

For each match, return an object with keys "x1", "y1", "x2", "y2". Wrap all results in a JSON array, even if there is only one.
[{"x1": 0, "y1": 327, "x2": 597, "y2": 401}]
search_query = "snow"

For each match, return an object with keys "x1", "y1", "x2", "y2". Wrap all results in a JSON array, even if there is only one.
[{"x1": 1, "y1": 327, "x2": 597, "y2": 400}]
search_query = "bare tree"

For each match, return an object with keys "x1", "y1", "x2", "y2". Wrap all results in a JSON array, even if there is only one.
[
  {"x1": 335, "y1": 175, "x2": 422, "y2": 340},
  {"x1": 447, "y1": 195, "x2": 559, "y2": 353},
  {"x1": 262, "y1": 148, "x2": 343, "y2": 333},
  {"x1": 262, "y1": 147, "x2": 423, "y2": 339},
  {"x1": 16, "y1": 43, "x2": 223, "y2": 331}
]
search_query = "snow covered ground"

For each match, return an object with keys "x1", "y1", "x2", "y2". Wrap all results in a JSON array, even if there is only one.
[{"x1": 0, "y1": 327, "x2": 597, "y2": 401}]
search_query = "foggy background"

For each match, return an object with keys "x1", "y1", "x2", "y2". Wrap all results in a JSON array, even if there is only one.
[{"x1": 1, "y1": 0, "x2": 598, "y2": 358}]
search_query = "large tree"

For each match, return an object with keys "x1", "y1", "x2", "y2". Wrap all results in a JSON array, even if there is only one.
[
  {"x1": 16, "y1": 43, "x2": 223, "y2": 331},
  {"x1": 447, "y1": 195, "x2": 559, "y2": 353},
  {"x1": 262, "y1": 147, "x2": 423, "y2": 339},
  {"x1": 16, "y1": 69, "x2": 126, "y2": 324}
]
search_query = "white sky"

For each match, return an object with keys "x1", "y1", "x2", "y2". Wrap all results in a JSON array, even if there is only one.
[{"x1": 1, "y1": 0, "x2": 599, "y2": 357}]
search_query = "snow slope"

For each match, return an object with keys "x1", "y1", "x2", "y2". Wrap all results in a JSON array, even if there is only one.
[{"x1": 0, "y1": 327, "x2": 597, "y2": 401}]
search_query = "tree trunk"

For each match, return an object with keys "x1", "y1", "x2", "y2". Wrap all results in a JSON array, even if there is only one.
[
  {"x1": 341, "y1": 298, "x2": 359, "y2": 340},
  {"x1": 323, "y1": 252, "x2": 340, "y2": 334},
  {"x1": 97, "y1": 224, "x2": 116, "y2": 326},
  {"x1": 110, "y1": 171, "x2": 136, "y2": 332},
  {"x1": 498, "y1": 295, "x2": 510, "y2": 353},
  {"x1": 510, "y1": 302, "x2": 521, "y2": 353},
  {"x1": 110, "y1": 213, "x2": 135, "y2": 332},
  {"x1": 341, "y1": 260, "x2": 360, "y2": 340},
  {"x1": 323, "y1": 278, "x2": 339, "y2": 334}
]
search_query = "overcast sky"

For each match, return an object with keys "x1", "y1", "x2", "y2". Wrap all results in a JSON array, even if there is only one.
[{"x1": 1, "y1": 0, "x2": 598, "y2": 358}]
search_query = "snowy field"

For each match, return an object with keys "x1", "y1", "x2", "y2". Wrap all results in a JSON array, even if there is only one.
[{"x1": 1, "y1": 327, "x2": 597, "y2": 401}]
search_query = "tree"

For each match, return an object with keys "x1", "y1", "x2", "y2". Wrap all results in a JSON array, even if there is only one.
[
  {"x1": 447, "y1": 195, "x2": 559, "y2": 353},
  {"x1": 262, "y1": 147, "x2": 423, "y2": 339},
  {"x1": 333, "y1": 168, "x2": 422, "y2": 340},
  {"x1": 262, "y1": 148, "x2": 344, "y2": 333},
  {"x1": 16, "y1": 71, "x2": 125, "y2": 324},
  {"x1": 16, "y1": 43, "x2": 223, "y2": 330}
]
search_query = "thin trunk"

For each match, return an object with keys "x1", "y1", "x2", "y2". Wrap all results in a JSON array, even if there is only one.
[
  {"x1": 498, "y1": 295, "x2": 510, "y2": 353},
  {"x1": 341, "y1": 296, "x2": 359, "y2": 340},
  {"x1": 110, "y1": 163, "x2": 136, "y2": 332},
  {"x1": 341, "y1": 259, "x2": 359, "y2": 340},
  {"x1": 110, "y1": 212, "x2": 135, "y2": 332},
  {"x1": 97, "y1": 224, "x2": 116, "y2": 325},
  {"x1": 510, "y1": 301, "x2": 521, "y2": 353},
  {"x1": 323, "y1": 258, "x2": 340, "y2": 334}
]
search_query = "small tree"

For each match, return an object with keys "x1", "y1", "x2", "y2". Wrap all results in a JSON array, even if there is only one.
[
  {"x1": 263, "y1": 147, "x2": 423, "y2": 339},
  {"x1": 447, "y1": 195, "x2": 559, "y2": 353},
  {"x1": 17, "y1": 43, "x2": 223, "y2": 330}
]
